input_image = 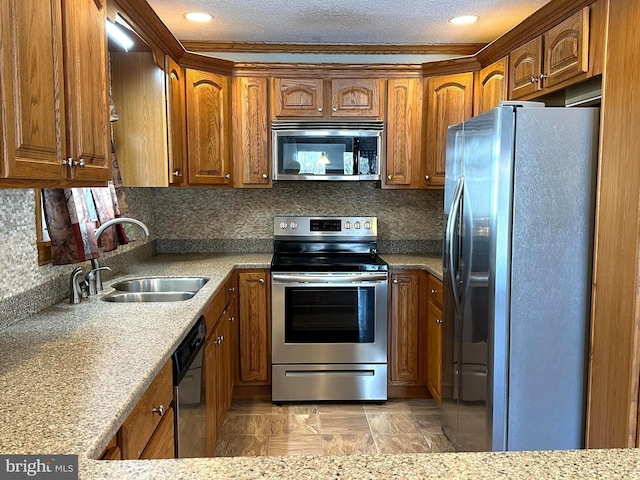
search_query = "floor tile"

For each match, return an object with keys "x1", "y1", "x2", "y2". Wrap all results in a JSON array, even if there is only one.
[
  {"x1": 268, "y1": 434, "x2": 324, "y2": 456},
  {"x1": 214, "y1": 434, "x2": 269, "y2": 457},
  {"x1": 407, "y1": 398, "x2": 441, "y2": 414},
  {"x1": 271, "y1": 403, "x2": 319, "y2": 415},
  {"x1": 220, "y1": 414, "x2": 271, "y2": 435},
  {"x1": 317, "y1": 403, "x2": 366, "y2": 415},
  {"x1": 270, "y1": 414, "x2": 321, "y2": 435},
  {"x1": 318, "y1": 413, "x2": 371, "y2": 434},
  {"x1": 414, "y1": 412, "x2": 444, "y2": 434},
  {"x1": 366, "y1": 412, "x2": 420, "y2": 435},
  {"x1": 321, "y1": 434, "x2": 377, "y2": 455},
  {"x1": 425, "y1": 432, "x2": 456, "y2": 453},
  {"x1": 364, "y1": 400, "x2": 412, "y2": 414},
  {"x1": 374, "y1": 433, "x2": 432, "y2": 454},
  {"x1": 226, "y1": 399, "x2": 274, "y2": 415}
]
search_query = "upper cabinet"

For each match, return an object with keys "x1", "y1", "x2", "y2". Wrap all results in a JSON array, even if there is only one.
[
  {"x1": 272, "y1": 77, "x2": 382, "y2": 119},
  {"x1": 509, "y1": 6, "x2": 603, "y2": 100},
  {"x1": 474, "y1": 57, "x2": 508, "y2": 116},
  {"x1": 185, "y1": 69, "x2": 232, "y2": 186},
  {"x1": 0, "y1": 0, "x2": 110, "y2": 187},
  {"x1": 166, "y1": 57, "x2": 187, "y2": 186},
  {"x1": 232, "y1": 77, "x2": 270, "y2": 187},
  {"x1": 423, "y1": 72, "x2": 473, "y2": 188},
  {"x1": 384, "y1": 78, "x2": 423, "y2": 188}
]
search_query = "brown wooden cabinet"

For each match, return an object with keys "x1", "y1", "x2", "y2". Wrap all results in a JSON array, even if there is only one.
[
  {"x1": 237, "y1": 270, "x2": 271, "y2": 385},
  {"x1": 118, "y1": 359, "x2": 174, "y2": 459},
  {"x1": 185, "y1": 69, "x2": 232, "y2": 185},
  {"x1": 384, "y1": 78, "x2": 423, "y2": 188},
  {"x1": 509, "y1": 7, "x2": 592, "y2": 100},
  {"x1": 232, "y1": 77, "x2": 270, "y2": 187},
  {"x1": 166, "y1": 56, "x2": 187, "y2": 185},
  {"x1": 389, "y1": 271, "x2": 426, "y2": 386},
  {"x1": 272, "y1": 77, "x2": 381, "y2": 119},
  {"x1": 474, "y1": 57, "x2": 508, "y2": 116},
  {"x1": 0, "y1": 0, "x2": 110, "y2": 186},
  {"x1": 426, "y1": 275, "x2": 443, "y2": 405},
  {"x1": 423, "y1": 73, "x2": 473, "y2": 188}
]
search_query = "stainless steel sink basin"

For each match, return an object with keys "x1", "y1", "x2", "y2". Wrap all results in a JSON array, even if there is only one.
[
  {"x1": 110, "y1": 277, "x2": 209, "y2": 293},
  {"x1": 101, "y1": 291, "x2": 196, "y2": 303}
]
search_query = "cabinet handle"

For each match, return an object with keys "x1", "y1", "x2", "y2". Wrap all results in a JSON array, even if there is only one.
[
  {"x1": 262, "y1": 173, "x2": 268, "y2": 179},
  {"x1": 392, "y1": 279, "x2": 398, "y2": 284},
  {"x1": 436, "y1": 319, "x2": 443, "y2": 325},
  {"x1": 74, "y1": 158, "x2": 85, "y2": 168},
  {"x1": 332, "y1": 106, "x2": 337, "y2": 112},
  {"x1": 539, "y1": 73, "x2": 548, "y2": 81},
  {"x1": 152, "y1": 404, "x2": 165, "y2": 416},
  {"x1": 530, "y1": 76, "x2": 539, "y2": 84},
  {"x1": 317, "y1": 107, "x2": 323, "y2": 112},
  {"x1": 387, "y1": 175, "x2": 393, "y2": 180},
  {"x1": 173, "y1": 170, "x2": 180, "y2": 176},
  {"x1": 229, "y1": 316, "x2": 235, "y2": 322},
  {"x1": 431, "y1": 289, "x2": 437, "y2": 294},
  {"x1": 225, "y1": 173, "x2": 231, "y2": 179},
  {"x1": 229, "y1": 286, "x2": 235, "y2": 292},
  {"x1": 425, "y1": 175, "x2": 430, "y2": 181},
  {"x1": 215, "y1": 336, "x2": 222, "y2": 345},
  {"x1": 258, "y1": 278, "x2": 265, "y2": 284}
]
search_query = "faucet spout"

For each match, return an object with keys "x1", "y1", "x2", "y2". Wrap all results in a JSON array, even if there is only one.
[{"x1": 95, "y1": 217, "x2": 150, "y2": 241}]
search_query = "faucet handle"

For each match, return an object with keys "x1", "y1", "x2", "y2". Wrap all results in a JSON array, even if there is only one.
[
  {"x1": 86, "y1": 266, "x2": 112, "y2": 296},
  {"x1": 70, "y1": 267, "x2": 85, "y2": 304}
]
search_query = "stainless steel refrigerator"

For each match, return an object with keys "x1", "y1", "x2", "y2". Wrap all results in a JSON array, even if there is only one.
[{"x1": 442, "y1": 103, "x2": 599, "y2": 452}]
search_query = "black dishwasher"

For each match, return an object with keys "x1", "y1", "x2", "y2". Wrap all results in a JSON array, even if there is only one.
[{"x1": 172, "y1": 316, "x2": 206, "y2": 458}]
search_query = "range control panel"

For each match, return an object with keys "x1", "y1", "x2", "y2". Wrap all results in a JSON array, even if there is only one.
[{"x1": 274, "y1": 216, "x2": 378, "y2": 238}]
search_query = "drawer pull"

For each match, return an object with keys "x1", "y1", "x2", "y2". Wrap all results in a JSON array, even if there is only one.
[
  {"x1": 152, "y1": 404, "x2": 165, "y2": 417},
  {"x1": 431, "y1": 289, "x2": 437, "y2": 294}
]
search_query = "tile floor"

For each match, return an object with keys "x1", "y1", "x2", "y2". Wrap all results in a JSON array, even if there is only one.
[{"x1": 213, "y1": 398, "x2": 455, "y2": 457}]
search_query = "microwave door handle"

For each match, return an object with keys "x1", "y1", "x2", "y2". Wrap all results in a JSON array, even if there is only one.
[{"x1": 353, "y1": 138, "x2": 359, "y2": 176}]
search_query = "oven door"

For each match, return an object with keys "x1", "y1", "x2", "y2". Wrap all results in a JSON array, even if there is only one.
[{"x1": 271, "y1": 272, "x2": 388, "y2": 364}]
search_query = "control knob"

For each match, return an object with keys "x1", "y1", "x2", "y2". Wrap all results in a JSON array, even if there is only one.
[
  {"x1": 344, "y1": 221, "x2": 352, "y2": 229},
  {"x1": 279, "y1": 222, "x2": 288, "y2": 230},
  {"x1": 290, "y1": 221, "x2": 298, "y2": 230},
  {"x1": 364, "y1": 221, "x2": 372, "y2": 230},
  {"x1": 354, "y1": 221, "x2": 361, "y2": 229}
]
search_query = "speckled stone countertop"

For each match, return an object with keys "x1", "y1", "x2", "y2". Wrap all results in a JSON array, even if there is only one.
[
  {"x1": 2, "y1": 253, "x2": 639, "y2": 479},
  {"x1": 380, "y1": 254, "x2": 443, "y2": 280}
]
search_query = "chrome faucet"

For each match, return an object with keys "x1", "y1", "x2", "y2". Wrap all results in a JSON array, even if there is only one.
[{"x1": 90, "y1": 217, "x2": 151, "y2": 294}]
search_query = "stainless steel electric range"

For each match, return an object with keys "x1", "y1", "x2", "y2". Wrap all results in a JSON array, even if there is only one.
[{"x1": 270, "y1": 216, "x2": 389, "y2": 402}]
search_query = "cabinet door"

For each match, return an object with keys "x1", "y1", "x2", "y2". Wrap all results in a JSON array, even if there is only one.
[
  {"x1": 185, "y1": 69, "x2": 231, "y2": 185},
  {"x1": 140, "y1": 407, "x2": 175, "y2": 459},
  {"x1": 233, "y1": 77, "x2": 270, "y2": 186},
  {"x1": 384, "y1": 78, "x2": 423, "y2": 187},
  {"x1": 273, "y1": 78, "x2": 324, "y2": 117},
  {"x1": 474, "y1": 57, "x2": 508, "y2": 116},
  {"x1": 0, "y1": 0, "x2": 67, "y2": 180},
  {"x1": 426, "y1": 301, "x2": 443, "y2": 405},
  {"x1": 389, "y1": 271, "x2": 422, "y2": 385},
  {"x1": 204, "y1": 333, "x2": 219, "y2": 456},
  {"x1": 330, "y1": 78, "x2": 381, "y2": 117},
  {"x1": 166, "y1": 56, "x2": 187, "y2": 185},
  {"x1": 238, "y1": 270, "x2": 270, "y2": 384},
  {"x1": 543, "y1": 7, "x2": 589, "y2": 89},
  {"x1": 509, "y1": 36, "x2": 543, "y2": 100},
  {"x1": 424, "y1": 73, "x2": 473, "y2": 188},
  {"x1": 62, "y1": 0, "x2": 111, "y2": 182}
]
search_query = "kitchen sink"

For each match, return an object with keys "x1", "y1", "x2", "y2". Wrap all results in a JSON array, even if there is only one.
[
  {"x1": 101, "y1": 291, "x2": 196, "y2": 303},
  {"x1": 110, "y1": 277, "x2": 209, "y2": 293}
]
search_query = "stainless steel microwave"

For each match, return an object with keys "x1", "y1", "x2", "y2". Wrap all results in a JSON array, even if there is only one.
[{"x1": 272, "y1": 121, "x2": 383, "y2": 181}]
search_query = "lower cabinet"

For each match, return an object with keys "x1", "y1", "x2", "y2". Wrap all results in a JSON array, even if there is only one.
[
  {"x1": 117, "y1": 359, "x2": 174, "y2": 460},
  {"x1": 237, "y1": 270, "x2": 271, "y2": 385},
  {"x1": 388, "y1": 270, "x2": 443, "y2": 404}
]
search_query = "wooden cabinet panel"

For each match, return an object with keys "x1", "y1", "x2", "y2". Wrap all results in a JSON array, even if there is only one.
[
  {"x1": 62, "y1": 0, "x2": 111, "y2": 182},
  {"x1": 330, "y1": 78, "x2": 380, "y2": 117},
  {"x1": 110, "y1": 52, "x2": 168, "y2": 187},
  {"x1": 185, "y1": 69, "x2": 231, "y2": 185},
  {"x1": 140, "y1": 406, "x2": 175, "y2": 460},
  {"x1": 273, "y1": 78, "x2": 324, "y2": 117},
  {"x1": 119, "y1": 360, "x2": 173, "y2": 459},
  {"x1": 233, "y1": 77, "x2": 270, "y2": 186},
  {"x1": 543, "y1": 7, "x2": 589, "y2": 88},
  {"x1": 238, "y1": 270, "x2": 270, "y2": 384},
  {"x1": 0, "y1": 0, "x2": 66, "y2": 180},
  {"x1": 166, "y1": 56, "x2": 187, "y2": 185},
  {"x1": 384, "y1": 78, "x2": 423, "y2": 187},
  {"x1": 424, "y1": 73, "x2": 473, "y2": 188},
  {"x1": 509, "y1": 37, "x2": 543, "y2": 100},
  {"x1": 474, "y1": 57, "x2": 508, "y2": 116},
  {"x1": 389, "y1": 271, "x2": 422, "y2": 385},
  {"x1": 426, "y1": 300, "x2": 443, "y2": 406}
]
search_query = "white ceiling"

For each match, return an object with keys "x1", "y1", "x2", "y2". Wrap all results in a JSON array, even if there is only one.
[{"x1": 145, "y1": 0, "x2": 552, "y2": 62}]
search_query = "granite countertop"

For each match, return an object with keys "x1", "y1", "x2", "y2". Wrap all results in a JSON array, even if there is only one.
[{"x1": 2, "y1": 252, "x2": 639, "y2": 479}]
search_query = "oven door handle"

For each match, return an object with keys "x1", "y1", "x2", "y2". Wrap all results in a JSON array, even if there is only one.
[{"x1": 271, "y1": 273, "x2": 388, "y2": 284}]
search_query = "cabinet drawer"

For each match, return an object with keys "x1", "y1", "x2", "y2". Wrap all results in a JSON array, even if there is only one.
[
  {"x1": 140, "y1": 406, "x2": 175, "y2": 459},
  {"x1": 428, "y1": 275, "x2": 443, "y2": 307},
  {"x1": 119, "y1": 360, "x2": 173, "y2": 459}
]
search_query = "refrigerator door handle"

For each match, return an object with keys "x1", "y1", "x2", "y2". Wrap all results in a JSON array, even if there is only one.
[{"x1": 446, "y1": 176, "x2": 464, "y2": 317}]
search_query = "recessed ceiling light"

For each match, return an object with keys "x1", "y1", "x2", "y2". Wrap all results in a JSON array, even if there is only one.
[
  {"x1": 450, "y1": 15, "x2": 479, "y2": 25},
  {"x1": 184, "y1": 12, "x2": 213, "y2": 22}
]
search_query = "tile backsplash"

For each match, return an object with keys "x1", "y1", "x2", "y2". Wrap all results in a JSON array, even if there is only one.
[{"x1": 0, "y1": 183, "x2": 443, "y2": 325}]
